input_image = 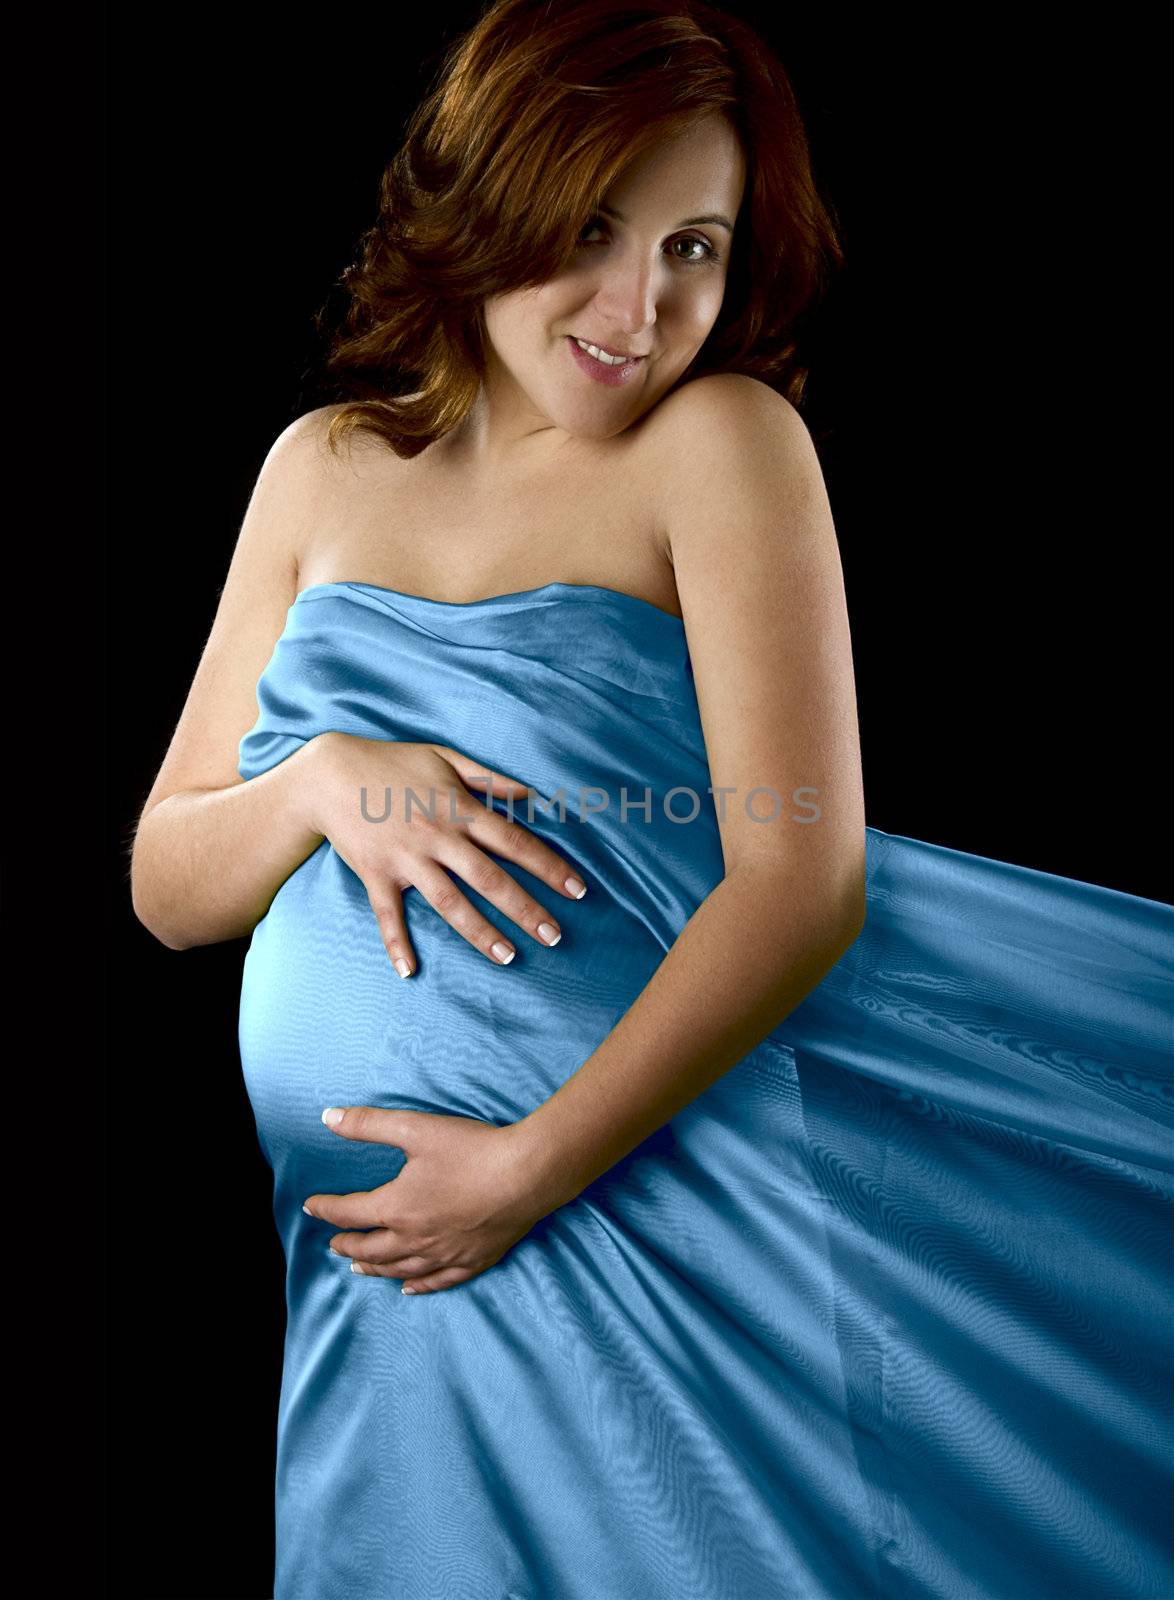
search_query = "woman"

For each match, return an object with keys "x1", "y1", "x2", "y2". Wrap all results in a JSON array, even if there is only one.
[{"x1": 131, "y1": 1, "x2": 1173, "y2": 1596}]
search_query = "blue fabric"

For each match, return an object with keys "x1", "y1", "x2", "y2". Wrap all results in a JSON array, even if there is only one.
[{"x1": 238, "y1": 579, "x2": 1174, "y2": 1600}]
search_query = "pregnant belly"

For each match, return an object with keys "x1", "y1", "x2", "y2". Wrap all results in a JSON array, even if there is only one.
[{"x1": 238, "y1": 842, "x2": 664, "y2": 1205}]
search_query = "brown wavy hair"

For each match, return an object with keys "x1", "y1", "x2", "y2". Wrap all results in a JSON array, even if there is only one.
[{"x1": 317, "y1": 0, "x2": 844, "y2": 460}]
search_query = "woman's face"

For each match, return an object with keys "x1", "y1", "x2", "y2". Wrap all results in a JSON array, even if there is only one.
[{"x1": 480, "y1": 113, "x2": 747, "y2": 446}]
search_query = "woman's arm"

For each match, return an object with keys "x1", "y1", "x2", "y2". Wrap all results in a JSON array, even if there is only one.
[
  {"x1": 507, "y1": 376, "x2": 866, "y2": 1209},
  {"x1": 130, "y1": 409, "x2": 340, "y2": 947},
  {"x1": 511, "y1": 865, "x2": 862, "y2": 1212},
  {"x1": 132, "y1": 406, "x2": 595, "y2": 961},
  {"x1": 131, "y1": 743, "x2": 328, "y2": 949}
]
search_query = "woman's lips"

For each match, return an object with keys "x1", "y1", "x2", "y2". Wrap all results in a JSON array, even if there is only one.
[
  {"x1": 574, "y1": 335, "x2": 641, "y2": 359},
  {"x1": 566, "y1": 335, "x2": 646, "y2": 386}
]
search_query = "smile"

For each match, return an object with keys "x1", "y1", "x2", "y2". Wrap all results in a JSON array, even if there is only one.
[
  {"x1": 572, "y1": 336, "x2": 645, "y2": 365},
  {"x1": 565, "y1": 335, "x2": 647, "y2": 387}
]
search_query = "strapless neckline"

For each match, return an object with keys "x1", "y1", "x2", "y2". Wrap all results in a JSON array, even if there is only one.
[{"x1": 294, "y1": 578, "x2": 686, "y2": 627}]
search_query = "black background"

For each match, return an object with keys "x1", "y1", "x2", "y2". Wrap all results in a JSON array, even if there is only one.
[{"x1": 108, "y1": 5, "x2": 1167, "y2": 1595}]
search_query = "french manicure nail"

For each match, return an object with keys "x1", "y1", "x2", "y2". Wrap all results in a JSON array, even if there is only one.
[
  {"x1": 537, "y1": 922, "x2": 561, "y2": 945},
  {"x1": 491, "y1": 941, "x2": 515, "y2": 964},
  {"x1": 564, "y1": 876, "x2": 586, "y2": 898}
]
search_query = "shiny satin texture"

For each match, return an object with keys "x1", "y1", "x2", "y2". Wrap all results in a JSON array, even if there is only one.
[{"x1": 238, "y1": 579, "x2": 1174, "y2": 1600}]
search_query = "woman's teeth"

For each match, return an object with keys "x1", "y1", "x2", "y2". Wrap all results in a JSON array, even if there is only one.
[{"x1": 574, "y1": 337, "x2": 636, "y2": 366}]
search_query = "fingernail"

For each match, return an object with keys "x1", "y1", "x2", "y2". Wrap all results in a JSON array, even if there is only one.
[
  {"x1": 302, "y1": 1203, "x2": 314, "y2": 1216},
  {"x1": 537, "y1": 922, "x2": 561, "y2": 946},
  {"x1": 394, "y1": 958, "x2": 411, "y2": 979},
  {"x1": 321, "y1": 1107, "x2": 344, "y2": 1126},
  {"x1": 491, "y1": 941, "x2": 515, "y2": 964},
  {"x1": 564, "y1": 876, "x2": 586, "y2": 898},
  {"x1": 401, "y1": 1284, "x2": 416, "y2": 1294}
]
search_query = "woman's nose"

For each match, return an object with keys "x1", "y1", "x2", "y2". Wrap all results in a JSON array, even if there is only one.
[{"x1": 592, "y1": 257, "x2": 660, "y2": 339}]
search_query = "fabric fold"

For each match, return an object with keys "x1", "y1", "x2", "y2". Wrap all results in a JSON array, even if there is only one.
[{"x1": 238, "y1": 579, "x2": 1173, "y2": 1600}]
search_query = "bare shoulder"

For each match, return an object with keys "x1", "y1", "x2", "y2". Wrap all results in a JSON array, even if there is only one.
[
  {"x1": 651, "y1": 372, "x2": 806, "y2": 453},
  {"x1": 647, "y1": 373, "x2": 811, "y2": 502},
  {"x1": 648, "y1": 374, "x2": 820, "y2": 565},
  {"x1": 268, "y1": 402, "x2": 365, "y2": 485},
  {"x1": 262, "y1": 402, "x2": 386, "y2": 570}
]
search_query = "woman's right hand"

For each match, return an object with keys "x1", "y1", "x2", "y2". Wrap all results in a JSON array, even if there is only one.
[{"x1": 299, "y1": 731, "x2": 587, "y2": 976}]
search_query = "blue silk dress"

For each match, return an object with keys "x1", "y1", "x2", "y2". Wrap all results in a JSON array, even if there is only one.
[{"x1": 237, "y1": 579, "x2": 1173, "y2": 1600}]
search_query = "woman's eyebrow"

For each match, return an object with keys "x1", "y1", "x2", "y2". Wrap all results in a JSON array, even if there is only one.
[{"x1": 598, "y1": 202, "x2": 734, "y2": 232}]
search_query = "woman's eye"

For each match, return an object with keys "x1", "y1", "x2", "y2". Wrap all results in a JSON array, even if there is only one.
[
  {"x1": 672, "y1": 235, "x2": 719, "y2": 265},
  {"x1": 576, "y1": 219, "x2": 720, "y2": 267}
]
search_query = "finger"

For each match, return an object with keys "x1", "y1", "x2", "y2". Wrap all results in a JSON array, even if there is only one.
[
  {"x1": 304, "y1": 1187, "x2": 388, "y2": 1228},
  {"x1": 433, "y1": 832, "x2": 571, "y2": 950},
  {"x1": 348, "y1": 1251, "x2": 432, "y2": 1277},
  {"x1": 407, "y1": 861, "x2": 522, "y2": 965},
  {"x1": 434, "y1": 748, "x2": 537, "y2": 802},
  {"x1": 400, "y1": 1266, "x2": 473, "y2": 1295},
  {"x1": 433, "y1": 749, "x2": 589, "y2": 902},
  {"x1": 463, "y1": 803, "x2": 589, "y2": 905},
  {"x1": 319, "y1": 1103, "x2": 419, "y2": 1147},
  {"x1": 327, "y1": 1227, "x2": 408, "y2": 1264},
  {"x1": 364, "y1": 881, "x2": 416, "y2": 977}
]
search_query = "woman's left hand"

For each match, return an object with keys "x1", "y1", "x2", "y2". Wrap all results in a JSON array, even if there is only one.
[{"x1": 303, "y1": 1106, "x2": 547, "y2": 1295}]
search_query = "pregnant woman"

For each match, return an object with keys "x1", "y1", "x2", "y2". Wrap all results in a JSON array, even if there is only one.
[{"x1": 130, "y1": 2, "x2": 1174, "y2": 1596}]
